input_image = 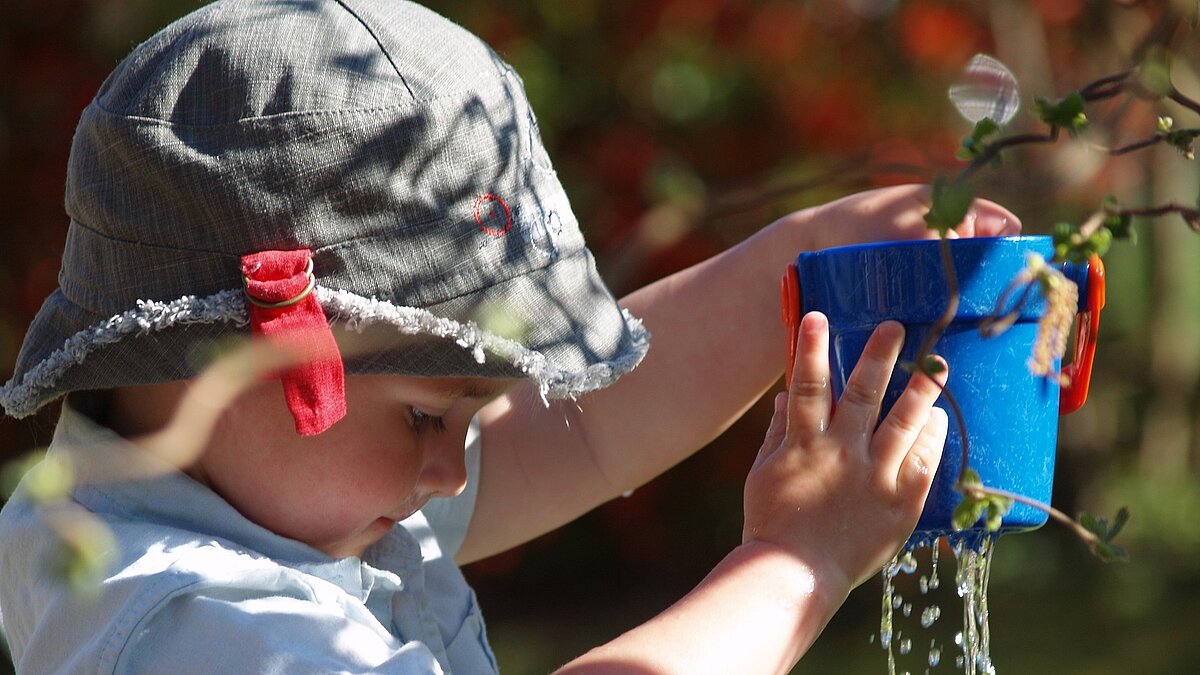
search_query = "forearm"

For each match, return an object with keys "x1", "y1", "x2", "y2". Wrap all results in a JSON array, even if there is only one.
[
  {"x1": 572, "y1": 209, "x2": 817, "y2": 489},
  {"x1": 556, "y1": 541, "x2": 850, "y2": 675}
]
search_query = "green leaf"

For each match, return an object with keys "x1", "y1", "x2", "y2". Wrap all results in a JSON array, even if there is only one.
[
  {"x1": 971, "y1": 117, "x2": 1001, "y2": 141},
  {"x1": 1164, "y1": 128, "x2": 1200, "y2": 160},
  {"x1": 1093, "y1": 540, "x2": 1129, "y2": 563},
  {"x1": 1108, "y1": 506, "x2": 1130, "y2": 540},
  {"x1": 953, "y1": 496, "x2": 988, "y2": 531},
  {"x1": 1077, "y1": 507, "x2": 1131, "y2": 562},
  {"x1": 984, "y1": 499, "x2": 1006, "y2": 531},
  {"x1": 920, "y1": 356, "x2": 947, "y2": 374},
  {"x1": 924, "y1": 176, "x2": 975, "y2": 234},
  {"x1": 1033, "y1": 92, "x2": 1088, "y2": 135}
]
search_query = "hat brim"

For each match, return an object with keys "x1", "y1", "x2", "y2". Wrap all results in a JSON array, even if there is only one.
[{"x1": 1, "y1": 247, "x2": 649, "y2": 418}]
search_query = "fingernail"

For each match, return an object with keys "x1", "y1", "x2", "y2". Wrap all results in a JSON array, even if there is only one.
[{"x1": 802, "y1": 311, "x2": 828, "y2": 332}]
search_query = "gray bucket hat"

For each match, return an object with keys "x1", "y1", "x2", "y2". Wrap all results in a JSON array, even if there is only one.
[{"x1": 0, "y1": 0, "x2": 649, "y2": 419}]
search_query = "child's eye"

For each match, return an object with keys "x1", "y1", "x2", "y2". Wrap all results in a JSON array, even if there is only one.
[{"x1": 410, "y1": 408, "x2": 448, "y2": 433}]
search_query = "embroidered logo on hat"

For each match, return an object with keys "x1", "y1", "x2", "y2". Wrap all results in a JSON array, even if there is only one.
[{"x1": 474, "y1": 194, "x2": 513, "y2": 238}]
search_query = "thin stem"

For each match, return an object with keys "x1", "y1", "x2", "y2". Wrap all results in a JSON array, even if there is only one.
[
  {"x1": 1079, "y1": 69, "x2": 1132, "y2": 101},
  {"x1": 961, "y1": 129, "x2": 1059, "y2": 180},
  {"x1": 915, "y1": 236, "x2": 960, "y2": 360},
  {"x1": 1107, "y1": 134, "x2": 1165, "y2": 155},
  {"x1": 1112, "y1": 202, "x2": 1200, "y2": 232},
  {"x1": 910, "y1": 236, "x2": 975, "y2": 482},
  {"x1": 957, "y1": 482, "x2": 1104, "y2": 550},
  {"x1": 1169, "y1": 87, "x2": 1200, "y2": 115}
]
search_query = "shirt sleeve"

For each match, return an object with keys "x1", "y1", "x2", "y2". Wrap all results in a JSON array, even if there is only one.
[
  {"x1": 119, "y1": 590, "x2": 446, "y2": 675},
  {"x1": 418, "y1": 416, "x2": 481, "y2": 558}
]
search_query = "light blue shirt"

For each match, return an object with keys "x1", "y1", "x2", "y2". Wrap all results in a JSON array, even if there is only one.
[{"x1": 0, "y1": 406, "x2": 498, "y2": 674}]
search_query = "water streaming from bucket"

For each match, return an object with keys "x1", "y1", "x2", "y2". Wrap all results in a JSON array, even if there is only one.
[{"x1": 879, "y1": 537, "x2": 997, "y2": 674}]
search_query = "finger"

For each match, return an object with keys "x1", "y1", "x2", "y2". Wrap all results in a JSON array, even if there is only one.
[
  {"x1": 785, "y1": 312, "x2": 834, "y2": 446},
  {"x1": 829, "y1": 321, "x2": 905, "y2": 438},
  {"x1": 871, "y1": 356, "x2": 949, "y2": 477},
  {"x1": 961, "y1": 200, "x2": 1022, "y2": 237},
  {"x1": 896, "y1": 406, "x2": 948, "y2": 500}
]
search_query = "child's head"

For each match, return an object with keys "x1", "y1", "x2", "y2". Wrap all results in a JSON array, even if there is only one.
[
  {"x1": 0, "y1": 0, "x2": 647, "y2": 425},
  {"x1": 0, "y1": 0, "x2": 650, "y2": 556}
]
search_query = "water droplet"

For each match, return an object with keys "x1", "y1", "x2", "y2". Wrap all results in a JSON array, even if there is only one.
[
  {"x1": 899, "y1": 551, "x2": 918, "y2": 574},
  {"x1": 899, "y1": 638, "x2": 912, "y2": 655},
  {"x1": 893, "y1": 594, "x2": 904, "y2": 609},
  {"x1": 954, "y1": 632, "x2": 963, "y2": 647},
  {"x1": 921, "y1": 604, "x2": 941, "y2": 628},
  {"x1": 903, "y1": 603, "x2": 912, "y2": 618},
  {"x1": 869, "y1": 633, "x2": 876, "y2": 644},
  {"x1": 929, "y1": 646, "x2": 942, "y2": 667},
  {"x1": 919, "y1": 576, "x2": 929, "y2": 594},
  {"x1": 949, "y1": 54, "x2": 1020, "y2": 126},
  {"x1": 956, "y1": 656, "x2": 965, "y2": 669}
]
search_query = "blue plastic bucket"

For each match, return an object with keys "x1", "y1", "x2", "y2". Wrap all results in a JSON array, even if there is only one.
[{"x1": 780, "y1": 236, "x2": 1104, "y2": 544}]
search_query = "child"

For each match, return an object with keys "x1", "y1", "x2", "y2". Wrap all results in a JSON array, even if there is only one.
[{"x1": 0, "y1": 0, "x2": 1020, "y2": 672}]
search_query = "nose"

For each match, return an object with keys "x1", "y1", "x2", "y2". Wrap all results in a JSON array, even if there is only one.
[{"x1": 417, "y1": 433, "x2": 468, "y2": 498}]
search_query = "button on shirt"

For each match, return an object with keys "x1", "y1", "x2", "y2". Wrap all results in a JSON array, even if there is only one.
[{"x1": 0, "y1": 406, "x2": 499, "y2": 674}]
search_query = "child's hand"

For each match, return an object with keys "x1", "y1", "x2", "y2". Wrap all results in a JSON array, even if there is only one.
[
  {"x1": 791, "y1": 184, "x2": 1021, "y2": 252},
  {"x1": 743, "y1": 311, "x2": 948, "y2": 591}
]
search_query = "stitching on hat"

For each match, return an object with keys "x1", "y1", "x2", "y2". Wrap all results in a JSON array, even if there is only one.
[
  {"x1": 90, "y1": 65, "x2": 516, "y2": 129},
  {"x1": 0, "y1": 290, "x2": 249, "y2": 418},
  {"x1": 332, "y1": 0, "x2": 417, "y2": 100}
]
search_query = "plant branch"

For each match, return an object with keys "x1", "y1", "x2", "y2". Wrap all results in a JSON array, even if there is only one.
[
  {"x1": 957, "y1": 482, "x2": 1104, "y2": 550},
  {"x1": 960, "y1": 129, "x2": 1059, "y2": 180},
  {"x1": 1169, "y1": 87, "x2": 1200, "y2": 115},
  {"x1": 1079, "y1": 69, "x2": 1132, "y2": 101}
]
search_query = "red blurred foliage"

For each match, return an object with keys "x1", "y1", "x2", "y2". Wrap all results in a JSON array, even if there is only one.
[
  {"x1": 742, "y1": 2, "x2": 814, "y2": 69},
  {"x1": 779, "y1": 76, "x2": 879, "y2": 154},
  {"x1": 1031, "y1": 0, "x2": 1085, "y2": 26},
  {"x1": 897, "y1": 1, "x2": 989, "y2": 71}
]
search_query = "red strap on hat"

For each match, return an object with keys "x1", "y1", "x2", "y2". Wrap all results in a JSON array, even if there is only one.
[{"x1": 241, "y1": 249, "x2": 346, "y2": 435}]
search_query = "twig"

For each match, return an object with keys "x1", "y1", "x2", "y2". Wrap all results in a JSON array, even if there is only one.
[{"x1": 957, "y1": 482, "x2": 1104, "y2": 550}]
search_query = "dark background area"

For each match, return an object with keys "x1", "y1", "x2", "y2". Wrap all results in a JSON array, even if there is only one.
[{"x1": 2, "y1": 1, "x2": 1199, "y2": 673}]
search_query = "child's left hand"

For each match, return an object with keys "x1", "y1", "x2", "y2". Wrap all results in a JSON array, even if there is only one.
[{"x1": 783, "y1": 183, "x2": 1021, "y2": 252}]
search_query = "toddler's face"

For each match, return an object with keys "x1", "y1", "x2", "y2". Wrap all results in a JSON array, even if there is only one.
[{"x1": 191, "y1": 374, "x2": 513, "y2": 558}]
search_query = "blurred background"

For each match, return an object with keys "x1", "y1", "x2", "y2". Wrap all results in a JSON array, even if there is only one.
[{"x1": 2, "y1": 0, "x2": 1198, "y2": 673}]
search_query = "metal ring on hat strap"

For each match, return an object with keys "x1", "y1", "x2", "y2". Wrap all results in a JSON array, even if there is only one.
[{"x1": 243, "y1": 256, "x2": 316, "y2": 309}]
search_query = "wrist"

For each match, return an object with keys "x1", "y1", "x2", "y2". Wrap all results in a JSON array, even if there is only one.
[{"x1": 732, "y1": 539, "x2": 853, "y2": 605}]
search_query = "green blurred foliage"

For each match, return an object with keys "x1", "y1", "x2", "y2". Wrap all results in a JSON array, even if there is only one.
[{"x1": 2, "y1": 0, "x2": 1199, "y2": 673}]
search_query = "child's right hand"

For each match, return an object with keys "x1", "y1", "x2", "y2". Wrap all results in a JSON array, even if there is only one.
[{"x1": 743, "y1": 311, "x2": 949, "y2": 591}]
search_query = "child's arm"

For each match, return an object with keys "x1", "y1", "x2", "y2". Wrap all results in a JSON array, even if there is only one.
[
  {"x1": 555, "y1": 313, "x2": 949, "y2": 673},
  {"x1": 462, "y1": 184, "x2": 1014, "y2": 563}
]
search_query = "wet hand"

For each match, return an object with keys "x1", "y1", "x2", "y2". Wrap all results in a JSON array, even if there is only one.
[{"x1": 742, "y1": 311, "x2": 949, "y2": 591}]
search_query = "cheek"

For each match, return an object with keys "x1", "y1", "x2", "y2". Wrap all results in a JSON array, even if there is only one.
[{"x1": 203, "y1": 403, "x2": 422, "y2": 544}]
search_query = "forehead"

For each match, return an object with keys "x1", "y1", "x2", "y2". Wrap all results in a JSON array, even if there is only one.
[
  {"x1": 424, "y1": 376, "x2": 516, "y2": 400},
  {"x1": 351, "y1": 374, "x2": 516, "y2": 402}
]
